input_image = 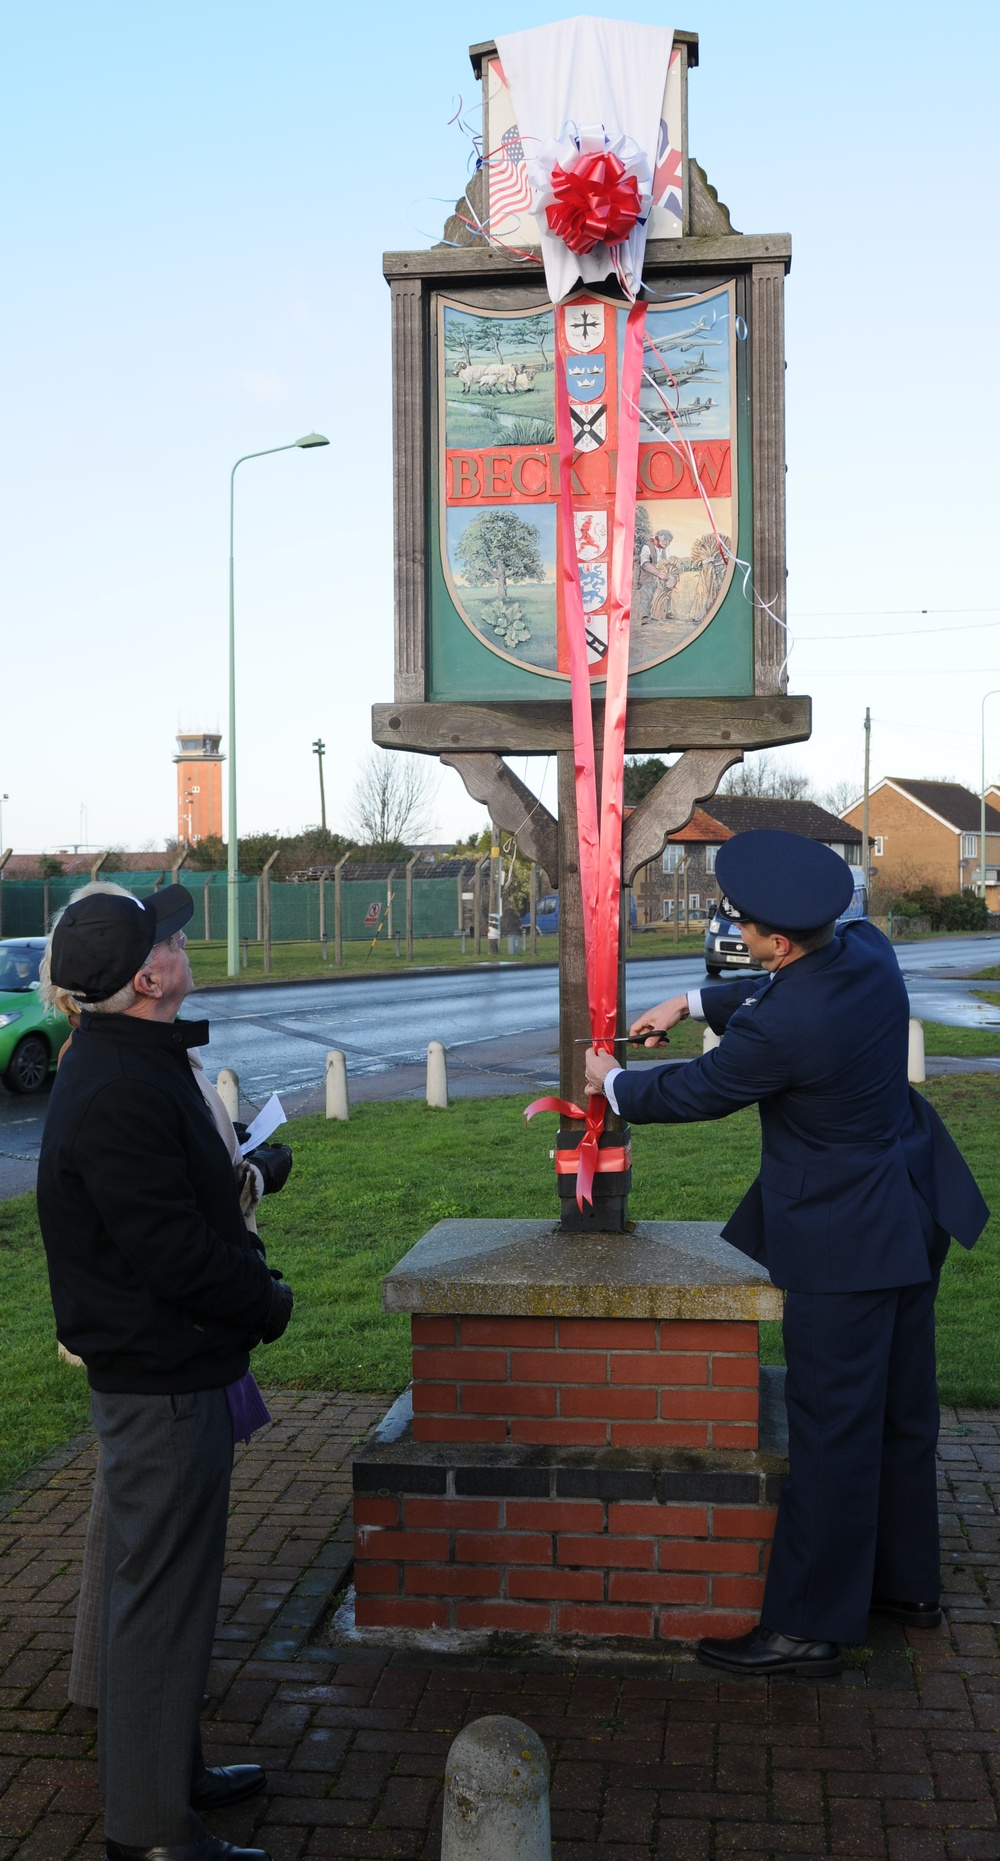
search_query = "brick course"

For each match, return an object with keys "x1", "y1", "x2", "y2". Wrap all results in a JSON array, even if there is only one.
[{"x1": 411, "y1": 1314, "x2": 761, "y2": 1450}]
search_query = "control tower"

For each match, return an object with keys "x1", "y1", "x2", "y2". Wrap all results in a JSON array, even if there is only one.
[{"x1": 174, "y1": 731, "x2": 224, "y2": 845}]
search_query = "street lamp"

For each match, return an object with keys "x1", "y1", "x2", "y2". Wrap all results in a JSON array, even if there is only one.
[
  {"x1": 227, "y1": 433, "x2": 329, "y2": 974},
  {"x1": 980, "y1": 691, "x2": 1000, "y2": 902},
  {"x1": 0, "y1": 793, "x2": 8, "y2": 851}
]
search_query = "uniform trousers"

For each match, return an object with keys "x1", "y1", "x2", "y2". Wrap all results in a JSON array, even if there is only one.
[
  {"x1": 761, "y1": 1209, "x2": 949, "y2": 1646},
  {"x1": 91, "y1": 1387, "x2": 233, "y2": 1846}
]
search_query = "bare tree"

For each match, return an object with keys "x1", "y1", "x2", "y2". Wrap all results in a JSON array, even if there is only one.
[
  {"x1": 823, "y1": 777, "x2": 860, "y2": 817},
  {"x1": 348, "y1": 751, "x2": 437, "y2": 854},
  {"x1": 719, "y1": 752, "x2": 814, "y2": 800}
]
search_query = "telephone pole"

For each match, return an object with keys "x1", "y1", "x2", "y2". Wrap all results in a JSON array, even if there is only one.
[
  {"x1": 312, "y1": 738, "x2": 327, "y2": 832},
  {"x1": 862, "y1": 707, "x2": 871, "y2": 882}
]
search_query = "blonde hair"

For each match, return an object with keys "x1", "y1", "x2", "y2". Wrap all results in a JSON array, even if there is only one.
[{"x1": 41, "y1": 878, "x2": 143, "y2": 1014}]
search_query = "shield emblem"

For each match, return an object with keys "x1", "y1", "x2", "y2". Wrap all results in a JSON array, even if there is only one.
[
  {"x1": 574, "y1": 510, "x2": 607, "y2": 561},
  {"x1": 570, "y1": 401, "x2": 607, "y2": 452},
  {"x1": 579, "y1": 562, "x2": 608, "y2": 613},
  {"x1": 564, "y1": 302, "x2": 605, "y2": 354},
  {"x1": 565, "y1": 354, "x2": 606, "y2": 403},
  {"x1": 585, "y1": 613, "x2": 608, "y2": 664}
]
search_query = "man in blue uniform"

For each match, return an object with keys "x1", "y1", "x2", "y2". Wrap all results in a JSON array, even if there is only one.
[{"x1": 585, "y1": 830, "x2": 988, "y2": 1677}]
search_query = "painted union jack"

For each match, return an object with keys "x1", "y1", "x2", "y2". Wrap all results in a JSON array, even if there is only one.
[{"x1": 489, "y1": 126, "x2": 533, "y2": 230}]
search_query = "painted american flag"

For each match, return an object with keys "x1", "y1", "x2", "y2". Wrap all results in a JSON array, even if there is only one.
[{"x1": 488, "y1": 125, "x2": 533, "y2": 231}]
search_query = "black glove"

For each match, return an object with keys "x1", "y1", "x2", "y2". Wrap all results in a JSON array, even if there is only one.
[
  {"x1": 248, "y1": 1141, "x2": 293, "y2": 1195},
  {"x1": 261, "y1": 1278, "x2": 293, "y2": 1343},
  {"x1": 233, "y1": 1121, "x2": 251, "y2": 1145}
]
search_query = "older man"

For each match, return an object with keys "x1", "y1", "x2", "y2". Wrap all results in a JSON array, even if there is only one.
[
  {"x1": 38, "y1": 887, "x2": 292, "y2": 1861},
  {"x1": 586, "y1": 831, "x2": 988, "y2": 1677}
]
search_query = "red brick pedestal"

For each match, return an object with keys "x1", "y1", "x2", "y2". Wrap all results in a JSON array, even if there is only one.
[{"x1": 351, "y1": 1220, "x2": 786, "y2": 1646}]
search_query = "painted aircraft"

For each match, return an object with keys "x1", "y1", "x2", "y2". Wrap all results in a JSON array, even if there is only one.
[
  {"x1": 671, "y1": 396, "x2": 717, "y2": 425},
  {"x1": 644, "y1": 316, "x2": 725, "y2": 353},
  {"x1": 644, "y1": 350, "x2": 720, "y2": 390}
]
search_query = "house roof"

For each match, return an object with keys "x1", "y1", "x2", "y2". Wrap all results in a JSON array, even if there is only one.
[
  {"x1": 707, "y1": 797, "x2": 863, "y2": 843},
  {"x1": 666, "y1": 808, "x2": 733, "y2": 845},
  {"x1": 882, "y1": 780, "x2": 1000, "y2": 835}
]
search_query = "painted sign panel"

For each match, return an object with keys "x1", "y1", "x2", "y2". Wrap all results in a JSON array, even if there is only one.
[{"x1": 435, "y1": 282, "x2": 741, "y2": 688}]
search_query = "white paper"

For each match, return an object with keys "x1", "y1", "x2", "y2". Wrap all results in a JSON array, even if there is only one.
[{"x1": 239, "y1": 1093, "x2": 287, "y2": 1155}]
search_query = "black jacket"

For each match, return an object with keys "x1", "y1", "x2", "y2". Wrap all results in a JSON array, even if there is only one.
[{"x1": 37, "y1": 1013, "x2": 282, "y2": 1393}]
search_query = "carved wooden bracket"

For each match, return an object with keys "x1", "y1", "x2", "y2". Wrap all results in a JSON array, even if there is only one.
[
  {"x1": 441, "y1": 752, "x2": 559, "y2": 885},
  {"x1": 622, "y1": 747, "x2": 744, "y2": 884}
]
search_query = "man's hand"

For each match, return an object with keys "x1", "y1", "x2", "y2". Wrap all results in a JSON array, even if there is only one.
[
  {"x1": 629, "y1": 994, "x2": 689, "y2": 1047},
  {"x1": 585, "y1": 1047, "x2": 619, "y2": 1098}
]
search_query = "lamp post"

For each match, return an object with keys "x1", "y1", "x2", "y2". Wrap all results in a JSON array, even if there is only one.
[
  {"x1": 0, "y1": 793, "x2": 7, "y2": 851},
  {"x1": 980, "y1": 690, "x2": 1000, "y2": 903},
  {"x1": 313, "y1": 738, "x2": 327, "y2": 832},
  {"x1": 227, "y1": 433, "x2": 329, "y2": 975}
]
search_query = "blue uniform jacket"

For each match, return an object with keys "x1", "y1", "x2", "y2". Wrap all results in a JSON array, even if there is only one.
[{"x1": 612, "y1": 920, "x2": 988, "y2": 1292}]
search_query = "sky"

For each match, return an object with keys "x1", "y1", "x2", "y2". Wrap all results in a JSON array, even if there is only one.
[{"x1": 2, "y1": 0, "x2": 998, "y2": 854}]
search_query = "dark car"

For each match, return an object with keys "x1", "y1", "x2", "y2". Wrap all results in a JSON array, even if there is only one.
[{"x1": 703, "y1": 866, "x2": 869, "y2": 977}]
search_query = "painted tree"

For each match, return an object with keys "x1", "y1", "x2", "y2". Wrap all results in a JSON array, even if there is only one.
[
  {"x1": 454, "y1": 510, "x2": 543, "y2": 604},
  {"x1": 444, "y1": 316, "x2": 484, "y2": 372},
  {"x1": 477, "y1": 318, "x2": 510, "y2": 364}
]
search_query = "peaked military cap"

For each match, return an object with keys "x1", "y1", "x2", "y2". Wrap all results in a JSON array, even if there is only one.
[{"x1": 715, "y1": 830, "x2": 855, "y2": 933}]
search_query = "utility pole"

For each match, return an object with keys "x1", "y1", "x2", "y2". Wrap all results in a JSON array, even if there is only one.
[
  {"x1": 862, "y1": 707, "x2": 871, "y2": 884},
  {"x1": 312, "y1": 738, "x2": 327, "y2": 832},
  {"x1": 489, "y1": 822, "x2": 501, "y2": 956}
]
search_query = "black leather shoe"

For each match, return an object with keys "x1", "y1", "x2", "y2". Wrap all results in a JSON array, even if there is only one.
[
  {"x1": 697, "y1": 1624, "x2": 843, "y2": 1677},
  {"x1": 870, "y1": 1595, "x2": 943, "y2": 1628},
  {"x1": 107, "y1": 1839, "x2": 271, "y2": 1861},
  {"x1": 190, "y1": 1767, "x2": 267, "y2": 1811}
]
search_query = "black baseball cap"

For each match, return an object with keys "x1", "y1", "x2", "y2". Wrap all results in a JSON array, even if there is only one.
[{"x1": 50, "y1": 886, "x2": 194, "y2": 1003}]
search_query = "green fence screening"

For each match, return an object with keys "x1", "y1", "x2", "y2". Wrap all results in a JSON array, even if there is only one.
[{"x1": 0, "y1": 864, "x2": 472, "y2": 942}]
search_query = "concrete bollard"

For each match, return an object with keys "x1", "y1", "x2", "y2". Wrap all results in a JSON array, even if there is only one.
[
  {"x1": 908, "y1": 1017, "x2": 926, "y2": 1084},
  {"x1": 442, "y1": 1716, "x2": 550, "y2": 1861},
  {"x1": 702, "y1": 1027, "x2": 722, "y2": 1053},
  {"x1": 326, "y1": 1049, "x2": 350, "y2": 1120},
  {"x1": 427, "y1": 1040, "x2": 449, "y2": 1108},
  {"x1": 216, "y1": 1068, "x2": 239, "y2": 1121}
]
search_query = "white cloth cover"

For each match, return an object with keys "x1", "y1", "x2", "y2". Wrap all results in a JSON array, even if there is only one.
[{"x1": 496, "y1": 15, "x2": 674, "y2": 303}]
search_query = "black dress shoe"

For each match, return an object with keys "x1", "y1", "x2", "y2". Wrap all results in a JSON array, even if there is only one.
[
  {"x1": 697, "y1": 1624, "x2": 843, "y2": 1678},
  {"x1": 870, "y1": 1594, "x2": 943, "y2": 1628},
  {"x1": 107, "y1": 1839, "x2": 271, "y2": 1861},
  {"x1": 190, "y1": 1767, "x2": 267, "y2": 1811}
]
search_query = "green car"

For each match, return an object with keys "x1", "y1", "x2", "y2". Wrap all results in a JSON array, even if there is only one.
[{"x1": 0, "y1": 939, "x2": 70, "y2": 1093}]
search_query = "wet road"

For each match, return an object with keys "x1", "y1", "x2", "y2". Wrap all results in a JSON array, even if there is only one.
[{"x1": 3, "y1": 935, "x2": 999, "y2": 1198}]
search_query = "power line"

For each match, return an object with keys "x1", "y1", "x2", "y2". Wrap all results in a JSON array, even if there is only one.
[
  {"x1": 797, "y1": 617, "x2": 1000, "y2": 642},
  {"x1": 796, "y1": 605, "x2": 999, "y2": 618}
]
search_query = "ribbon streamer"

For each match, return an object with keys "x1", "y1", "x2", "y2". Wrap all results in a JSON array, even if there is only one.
[{"x1": 526, "y1": 299, "x2": 648, "y2": 1209}]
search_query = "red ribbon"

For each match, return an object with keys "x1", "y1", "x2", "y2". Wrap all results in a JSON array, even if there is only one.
[
  {"x1": 545, "y1": 152, "x2": 642, "y2": 256},
  {"x1": 525, "y1": 300, "x2": 648, "y2": 1210}
]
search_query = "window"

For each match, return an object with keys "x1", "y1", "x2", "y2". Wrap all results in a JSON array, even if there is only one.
[
  {"x1": 873, "y1": 836, "x2": 884, "y2": 857},
  {"x1": 705, "y1": 844, "x2": 718, "y2": 874},
  {"x1": 689, "y1": 893, "x2": 700, "y2": 912},
  {"x1": 962, "y1": 833, "x2": 979, "y2": 860},
  {"x1": 662, "y1": 845, "x2": 683, "y2": 873},
  {"x1": 661, "y1": 898, "x2": 674, "y2": 919}
]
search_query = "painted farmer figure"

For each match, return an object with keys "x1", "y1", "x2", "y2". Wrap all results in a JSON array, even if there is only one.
[
  {"x1": 585, "y1": 830, "x2": 988, "y2": 1677},
  {"x1": 37, "y1": 887, "x2": 293, "y2": 1861},
  {"x1": 638, "y1": 528, "x2": 679, "y2": 622}
]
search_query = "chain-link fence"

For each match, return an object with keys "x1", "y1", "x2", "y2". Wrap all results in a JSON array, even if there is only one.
[{"x1": 0, "y1": 862, "x2": 479, "y2": 943}]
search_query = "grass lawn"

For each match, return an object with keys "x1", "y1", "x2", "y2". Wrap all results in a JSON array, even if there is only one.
[
  {"x1": 185, "y1": 936, "x2": 708, "y2": 988},
  {"x1": 5, "y1": 1075, "x2": 1000, "y2": 1493}
]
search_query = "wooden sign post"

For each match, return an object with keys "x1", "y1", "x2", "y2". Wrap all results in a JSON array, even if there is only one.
[{"x1": 374, "y1": 31, "x2": 809, "y2": 1223}]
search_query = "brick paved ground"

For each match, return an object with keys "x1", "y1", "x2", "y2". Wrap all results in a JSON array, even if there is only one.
[{"x1": 3, "y1": 1394, "x2": 1000, "y2": 1861}]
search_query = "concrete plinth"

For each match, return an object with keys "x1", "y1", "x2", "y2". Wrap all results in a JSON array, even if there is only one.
[{"x1": 350, "y1": 1220, "x2": 787, "y2": 1648}]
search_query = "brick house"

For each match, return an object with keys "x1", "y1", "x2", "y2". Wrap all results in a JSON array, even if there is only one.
[
  {"x1": 633, "y1": 808, "x2": 731, "y2": 925},
  {"x1": 632, "y1": 797, "x2": 863, "y2": 926},
  {"x1": 840, "y1": 780, "x2": 1000, "y2": 908}
]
